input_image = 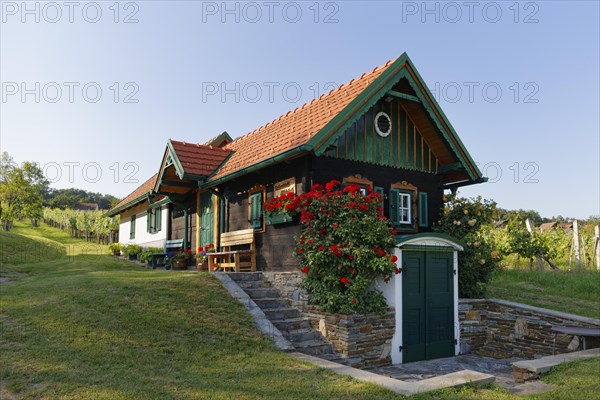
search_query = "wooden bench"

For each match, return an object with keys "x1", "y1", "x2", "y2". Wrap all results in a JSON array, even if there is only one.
[
  {"x1": 151, "y1": 239, "x2": 184, "y2": 269},
  {"x1": 207, "y1": 229, "x2": 256, "y2": 272}
]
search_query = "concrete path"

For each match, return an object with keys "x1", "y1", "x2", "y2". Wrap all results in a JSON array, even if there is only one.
[
  {"x1": 291, "y1": 352, "x2": 495, "y2": 396},
  {"x1": 371, "y1": 354, "x2": 519, "y2": 386}
]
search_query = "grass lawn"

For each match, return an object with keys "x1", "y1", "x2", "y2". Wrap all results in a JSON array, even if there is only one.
[
  {"x1": 486, "y1": 269, "x2": 600, "y2": 320},
  {"x1": 1, "y1": 222, "x2": 399, "y2": 399},
  {"x1": 1, "y1": 221, "x2": 599, "y2": 399}
]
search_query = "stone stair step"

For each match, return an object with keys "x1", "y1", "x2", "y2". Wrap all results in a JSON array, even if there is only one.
[
  {"x1": 263, "y1": 307, "x2": 301, "y2": 320},
  {"x1": 243, "y1": 288, "x2": 280, "y2": 299},
  {"x1": 271, "y1": 317, "x2": 311, "y2": 331},
  {"x1": 282, "y1": 327, "x2": 322, "y2": 342},
  {"x1": 253, "y1": 297, "x2": 289, "y2": 309},
  {"x1": 226, "y1": 272, "x2": 264, "y2": 282},
  {"x1": 235, "y1": 280, "x2": 270, "y2": 289},
  {"x1": 294, "y1": 339, "x2": 334, "y2": 355}
]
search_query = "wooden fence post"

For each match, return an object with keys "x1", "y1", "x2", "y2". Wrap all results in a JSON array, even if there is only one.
[{"x1": 573, "y1": 220, "x2": 581, "y2": 270}]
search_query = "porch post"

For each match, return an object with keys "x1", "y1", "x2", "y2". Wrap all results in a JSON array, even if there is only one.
[{"x1": 183, "y1": 208, "x2": 189, "y2": 250}]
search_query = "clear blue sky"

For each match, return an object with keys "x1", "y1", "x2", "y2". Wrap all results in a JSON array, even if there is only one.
[{"x1": 1, "y1": 1, "x2": 598, "y2": 219}]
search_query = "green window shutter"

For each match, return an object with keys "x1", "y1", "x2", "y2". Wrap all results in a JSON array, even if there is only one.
[
  {"x1": 130, "y1": 215, "x2": 136, "y2": 239},
  {"x1": 418, "y1": 192, "x2": 428, "y2": 227},
  {"x1": 250, "y1": 192, "x2": 262, "y2": 229},
  {"x1": 146, "y1": 210, "x2": 151, "y2": 233},
  {"x1": 389, "y1": 188, "x2": 399, "y2": 226},
  {"x1": 374, "y1": 186, "x2": 384, "y2": 209},
  {"x1": 155, "y1": 207, "x2": 162, "y2": 232}
]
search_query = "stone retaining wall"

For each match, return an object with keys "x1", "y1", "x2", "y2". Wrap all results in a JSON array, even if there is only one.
[
  {"x1": 460, "y1": 299, "x2": 600, "y2": 359},
  {"x1": 262, "y1": 272, "x2": 309, "y2": 308},
  {"x1": 303, "y1": 305, "x2": 395, "y2": 368}
]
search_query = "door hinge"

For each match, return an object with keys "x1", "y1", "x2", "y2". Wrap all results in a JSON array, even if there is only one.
[
  {"x1": 453, "y1": 269, "x2": 457, "y2": 276},
  {"x1": 451, "y1": 338, "x2": 458, "y2": 345},
  {"x1": 399, "y1": 345, "x2": 405, "y2": 352}
]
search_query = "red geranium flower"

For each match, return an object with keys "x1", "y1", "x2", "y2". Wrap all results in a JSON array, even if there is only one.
[
  {"x1": 301, "y1": 266, "x2": 309, "y2": 274},
  {"x1": 340, "y1": 277, "x2": 349, "y2": 285},
  {"x1": 351, "y1": 298, "x2": 357, "y2": 303},
  {"x1": 391, "y1": 255, "x2": 398, "y2": 263},
  {"x1": 318, "y1": 246, "x2": 325, "y2": 251}
]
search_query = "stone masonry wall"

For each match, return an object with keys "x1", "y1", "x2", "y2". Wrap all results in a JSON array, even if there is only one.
[
  {"x1": 460, "y1": 299, "x2": 600, "y2": 359},
  {"x1": 262, "y1": 272, "x2": 395, "y2": 368},
  {"x1": 262, "y1": 272, "x2": 309, "y2": 308},
  {"x1": 303, "y1": 305, "x2": 395, "y2": 368}
]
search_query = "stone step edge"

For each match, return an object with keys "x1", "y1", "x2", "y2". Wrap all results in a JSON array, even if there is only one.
[
  {"x1": 213, "y1": 272, "x2": 295, "y2": 352},
  {"x1": 512, "y1": 348, "x2": 600, "y2": 374},
  {"x1": 291, "y1": 352, "x2": 495, "y2": 396}
]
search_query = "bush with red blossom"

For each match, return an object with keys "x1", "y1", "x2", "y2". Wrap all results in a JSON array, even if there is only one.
[{"x1": 270, "y1": 180, "x2": 397, "y2": 314}]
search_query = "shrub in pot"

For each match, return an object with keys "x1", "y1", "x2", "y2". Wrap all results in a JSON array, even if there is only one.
[
  {"x1": 123, "y1": 244, "x2": 142, "y2": 260},
  {"x1": 170, "y1": 249, "x2": 191, "y2": 270},
  {"x1": 108, "y1": 243, "x2": 124, "y2": 256}
]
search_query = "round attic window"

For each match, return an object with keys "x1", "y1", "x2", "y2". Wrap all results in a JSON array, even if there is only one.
[{"x1": 374, "y1": 112, "x2": 392, "y2": 137}]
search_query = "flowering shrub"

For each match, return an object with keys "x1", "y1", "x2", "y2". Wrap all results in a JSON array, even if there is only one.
[
  {"x1": 270, "y1": 180, "x2": 397, "y2": 314},
  {"x1": 434, "y1": 194, "x2": 502, "y2": 298}
]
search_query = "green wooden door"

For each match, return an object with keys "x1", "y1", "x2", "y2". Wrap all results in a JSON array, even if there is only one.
[
  {"x1": 402, "y1": 250, "x2": 455, "y2": 363},
  {"x1": 200, "y1": 193, "x2": 214, "y2": 247}
]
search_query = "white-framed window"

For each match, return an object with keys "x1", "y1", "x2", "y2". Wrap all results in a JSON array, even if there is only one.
[
  {"x1": 389, "y1": 188, "x2": 414, "y2": 228},
  {"x1": 398, "y1": 192, "x2": 412, "y2": 224}
]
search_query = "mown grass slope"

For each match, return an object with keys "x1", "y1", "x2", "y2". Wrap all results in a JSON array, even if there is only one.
[{"x1": 1, "y1": 221, "x2": 598, "y2": 399}]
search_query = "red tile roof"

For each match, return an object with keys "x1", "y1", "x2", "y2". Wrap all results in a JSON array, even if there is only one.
[
  {"x1": 170, "y1": 140, "x2": 232, "y2": 177},
  {"x1": 110, "y1": 174, "x2": 157, "y2": 211},
  {"x1": 210, "y1": 58, "x2": 396, "y2": 181}
]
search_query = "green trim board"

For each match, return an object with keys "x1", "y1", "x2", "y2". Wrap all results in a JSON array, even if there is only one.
[
  {"x1": 208, "y1": 131, "x2": 233, "y2": 147},
  {"x1": 166, "y1": 140, "x2": 186, "y2": 179},
  {"x1": 201, "y1": 145, "x2": 312, "y2": 188},
  {"x1": 104, "y1": 193, "x2": 147, "y2": 217}
]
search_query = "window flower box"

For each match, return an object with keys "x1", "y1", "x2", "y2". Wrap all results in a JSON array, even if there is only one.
[{"x1": 266, "y1": 213, "x2": 294, "y2": 225}]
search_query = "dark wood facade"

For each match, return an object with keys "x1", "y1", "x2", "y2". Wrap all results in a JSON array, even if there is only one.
[
  {"x1": 213, "y1": 152, "x2": 444, "y2": 272},
  {"x1": 168, "y1": 202, "x2": 197, "y2": 252}
]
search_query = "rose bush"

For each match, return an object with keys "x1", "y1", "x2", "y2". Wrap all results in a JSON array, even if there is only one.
[{"x1": 267, "y1": 180, "x2": 397, "y2": 314}]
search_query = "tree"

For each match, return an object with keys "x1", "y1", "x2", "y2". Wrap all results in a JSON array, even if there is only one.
[{"x1": 0, "y1": 152, "x2": 48, "y2": 230}]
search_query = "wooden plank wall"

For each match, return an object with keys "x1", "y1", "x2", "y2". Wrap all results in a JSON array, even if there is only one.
[
  {"x1": 325, "y1": 97, "x2": 439, "y2": 173},
  {"x1": 220, "y1": 157, "x2": 309, "y2": 271}
]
